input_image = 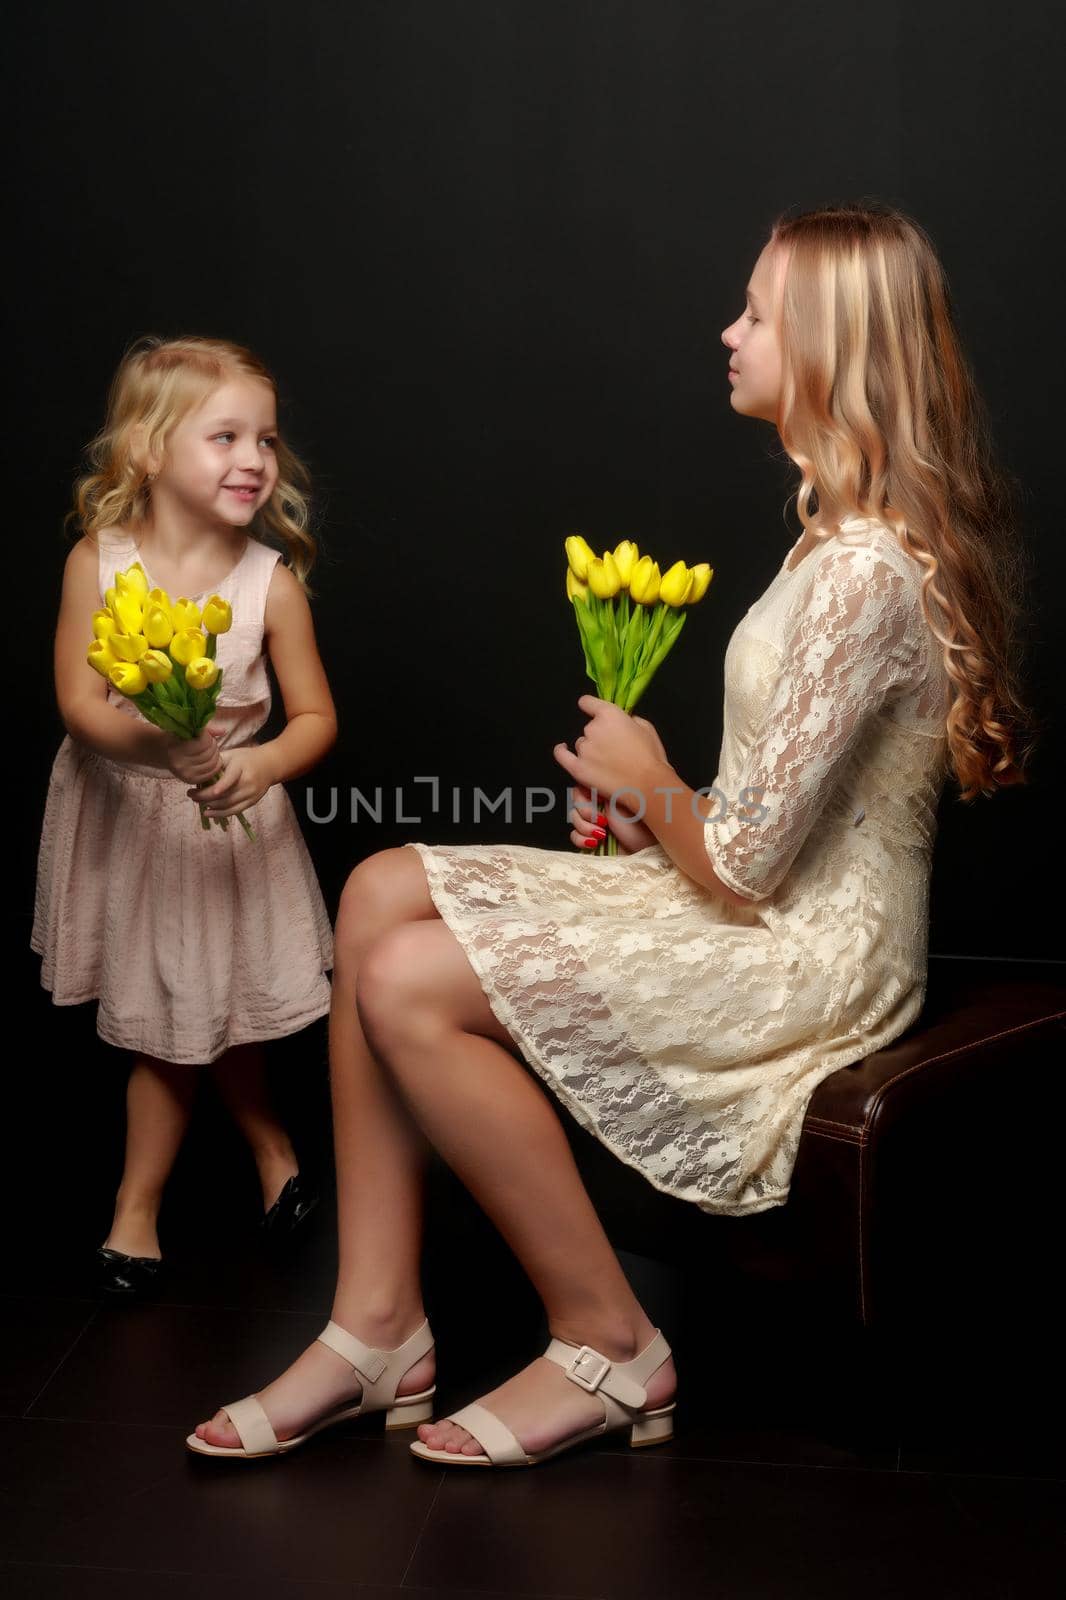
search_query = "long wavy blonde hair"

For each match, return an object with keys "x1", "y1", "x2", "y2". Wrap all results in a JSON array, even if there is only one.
[
  {"x1": 69, "y1": 334, "x2": 318, "y2": 592},
  {"x1": 768, "y1": 201, "x2": 1039, "y2": 802}
]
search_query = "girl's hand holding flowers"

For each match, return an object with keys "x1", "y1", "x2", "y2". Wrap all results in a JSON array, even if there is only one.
[
  {"x1": 163, "y1": 729, "x2": 223, "y2": 786},
  {"x1": 188, "y1": 745, "x2": 275, "y2": 820},
  {"x1": 555, "y1": 696, "x2": 674, "y2": 851},
  {"x1": 568, "y1": 782, "x2": 658, "y2": 856},
  {"x1": 555, "y1": 695, "x2": 669, "y2": 808}
]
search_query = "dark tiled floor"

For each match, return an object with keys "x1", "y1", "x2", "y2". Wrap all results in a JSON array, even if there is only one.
[{"x1": 1, "y1": 1196, "x2": 1064, "y2": 1599}]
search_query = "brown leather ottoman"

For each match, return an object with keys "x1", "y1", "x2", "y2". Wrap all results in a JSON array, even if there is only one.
[{"x1": 562, "y1": 956, "x2": 1066, "y2": 1342}]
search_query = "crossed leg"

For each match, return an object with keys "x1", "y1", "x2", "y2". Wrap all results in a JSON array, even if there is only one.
[{"x1": 194, "y1": 844, "x2": 674, "y2": 1457}]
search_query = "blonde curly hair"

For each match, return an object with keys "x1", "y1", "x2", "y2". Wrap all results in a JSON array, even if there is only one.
[
  {"x1": 68, "y1": 334, "x2": 319, "y2": 593},
  {"x1": 768, "y1": 200, "x2": 1040, "y2": 802}
]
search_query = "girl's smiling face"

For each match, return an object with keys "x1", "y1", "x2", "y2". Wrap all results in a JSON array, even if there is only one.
[
  {"x1": 721, "y1": 241, "x2": 786, "y2": 424},
  {"x1": 151, "y1": 376, "x2": 280, "y2": 526}
]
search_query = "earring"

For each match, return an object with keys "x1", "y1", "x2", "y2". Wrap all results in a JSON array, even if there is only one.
[{"x1": 146, "y1": 472, "x2": 157, "y2": 482}]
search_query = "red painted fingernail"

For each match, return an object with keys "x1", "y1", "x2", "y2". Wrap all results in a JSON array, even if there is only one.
[
  {"x1": 581, "y1": 837, "x2": 598, "y2": 849},
  {"x1": 596, "y1": 813, "x2": 607, "y2": 827},
  {"x1": 592, "y1": 826, "x2": 607, "y2": 838}
]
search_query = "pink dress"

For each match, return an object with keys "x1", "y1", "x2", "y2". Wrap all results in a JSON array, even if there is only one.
[{"x1": 31, "y1": 529, "x2": 334, "y2": 1065}]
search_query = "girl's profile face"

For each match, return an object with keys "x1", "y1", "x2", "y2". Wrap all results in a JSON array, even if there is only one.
[
  {"x1": 152, "y1": 375, "x2": 280, "y2": 528},
  {"x1": 721, "y1": 242, "x2": 785, "y2": 425}
]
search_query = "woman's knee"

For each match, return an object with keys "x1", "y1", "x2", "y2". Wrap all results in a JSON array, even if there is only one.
[
  {"x1": 356, "y1": 922, "x2": 518, "y2": 1059},
  {"x1": 355, "y1": 922, "x2": 430, "y2": 1048},
  {"x1": 335, "y1": 846, "x2": 434, "y2": 967}
]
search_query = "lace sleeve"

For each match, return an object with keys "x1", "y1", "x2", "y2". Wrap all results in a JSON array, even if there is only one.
[{"x1": 705, "y1": 544, "x2": 920, "y2": 903}]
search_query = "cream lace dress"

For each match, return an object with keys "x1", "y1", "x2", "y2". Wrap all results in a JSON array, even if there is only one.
[
  {"x1": 406, "y1": 515, "x2": 951, "y2": 1216},
  {"x1": 31, "y1": 530, "x2": 334, "y2": 1065}
]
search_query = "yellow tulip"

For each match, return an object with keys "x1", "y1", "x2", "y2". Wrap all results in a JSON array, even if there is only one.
[
  {"x1": 116, "y1": 563, "x2": 150, "y2": 601},
  {"x1": 660, "y1": 560, "x2": 693, "y2": 607},
  {"x1": 146, "y1": 586, "x2": 173, "y2": 614},
  {"x1": 142, "y1": 603, "x2": 174, "y2": 649},
  {"x1": 108, "y1": 660, "x2": 148, "y2": 696},
  {"x1": 687, "y1": 562, "x2": 713, "y2": 603},
  {"x1": 171, "y1": 598, "x2": 202, "y2": 631},
  {"x1": 202, "y1": 595, "x2": 233, "y2": 635},
  {"x1": 587, "y1": 550, "x2": 622, "y2": 599},
  {"x1": 87, "y1": 638, "x2": 118, "y2": 677},
  {"x1": 169, "y1": 627, "x2": 207, "y2": 667},
  {"x1": 629, "y1": 556, "x2": 661, "y2": 604},
  {"x1": 104, "y1": 585, "x2": 117, "y2": 612},
  {"x1": 565, "y1": 535, "x2": 597, "y2": 581},
  {"x1": 612, "y1": 540, "x2": 640, "y2": 586},
  {"x1": 566, "y1": 569, "x2": 589, "y2": 604},
  {"x1": 140, "y1": 648, "x2": 174, "y2": 684},
  {"x1": 110, "y1": 592, "x2": 143, "y2": 636},
  {"x1": 185, "y1": 655, "x2": 220, "y2": 690},
  {"x1": 91, "y1": 609, "x2": 118, "y2": 641},
  {"x1": 108, "y1": 631, "x2": 149, "y2": 663}
]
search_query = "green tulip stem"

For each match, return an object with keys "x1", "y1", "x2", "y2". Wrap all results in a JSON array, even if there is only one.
[
  {"x1": 617, "y1": 602, "x2": 649, "y2": 706},
  {"x1": 638, "y1": 602, "x2": 667, "y2": 674}
]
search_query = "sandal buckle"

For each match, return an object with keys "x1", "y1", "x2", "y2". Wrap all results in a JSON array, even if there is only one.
[{"x1": 565, "y1": 1345, "x2": 611, "y2": 1392}]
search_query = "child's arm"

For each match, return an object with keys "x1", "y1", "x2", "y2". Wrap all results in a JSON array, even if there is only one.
[
  {"x1": 54, "y1": 537, "x2": 174, "y2": 769},
  {"x1": 170, "y1": 563, "x2": 338, "y2": 822},
  {"x1": 256, "y1": 563, "x2": 338, "y2": 785}
]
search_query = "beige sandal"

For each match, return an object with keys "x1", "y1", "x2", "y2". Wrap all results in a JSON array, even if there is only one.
[
  {"x1": 409, "y1": 1328, "x2": 675, "y2": 1468},
  {"x1": 185, "y1": 1318, "x2": 435, "y2": 1459}
]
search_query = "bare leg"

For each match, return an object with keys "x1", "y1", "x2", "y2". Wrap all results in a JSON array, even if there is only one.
[
  {"x1": 103, "y1": 1054, "x2": 199, "y2": 1258},
  {"x1": 356, "y1": 920, "x2": 676, "y2": 1458},
  {"x1": 208, "y1": 1042, "x2": 299, "y2": 1210},
  {"x1": 195, "y1": 846, "x2": 439, "y2": 1447}
]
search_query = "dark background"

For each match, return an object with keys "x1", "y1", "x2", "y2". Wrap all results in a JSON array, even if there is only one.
[{"x1": 7, "y1": 2, "x2": 1064, "y2": 1265}]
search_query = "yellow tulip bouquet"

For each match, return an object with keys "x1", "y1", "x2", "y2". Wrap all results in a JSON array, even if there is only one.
[
  {"x1": 86, "y1": 561, "x2": 256, "y2": 841},
  {"x1": 564, "y1": 536, "x2": 713, "y2": 856}
]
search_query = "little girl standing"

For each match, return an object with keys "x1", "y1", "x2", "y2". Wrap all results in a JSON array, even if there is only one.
[{"x1": 32, "y1": 335, "x2": 337, "y2": 1296}]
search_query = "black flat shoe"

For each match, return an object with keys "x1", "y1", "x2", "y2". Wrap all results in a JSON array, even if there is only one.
[
  {"x1": 95, "y1": 1245, "x2": 163, "y2": 1298},
  {"x1": 259, "y1": 1173, "x2": 320, "y2": 1244}
]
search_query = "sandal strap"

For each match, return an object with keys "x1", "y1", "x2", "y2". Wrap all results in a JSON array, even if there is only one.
[
  {"x1": 316, "y1": 1317, "x2": 434, "y2": 1408},
  {"x1": 445, "y1": 1401, "x2": 527, "y2": 1465},
  {"x1": 221, "y1": 1394, "x2": 279, "y2": 1455},
  {"x1": 543, "y1": 1329, "x2": 672, "y2": 1410}
]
